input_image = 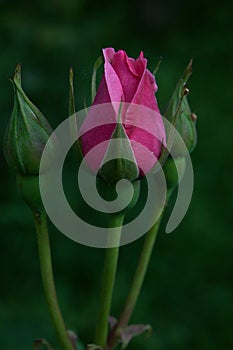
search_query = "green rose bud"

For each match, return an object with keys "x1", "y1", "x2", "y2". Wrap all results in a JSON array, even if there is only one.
[
  {"x1": 161, "y1": 61, "x2": 197, "y2": 191},
  {"x1": 4, "y1": 65, "x2": 53, "y2": 212},
  {"x1": 164, "y1": 59, "x2": 197, "y2": 157},
  {"x1": 4, "y1": 64, "x2": 53, "y2": 176}
]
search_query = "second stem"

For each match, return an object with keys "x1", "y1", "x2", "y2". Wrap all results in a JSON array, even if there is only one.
[
  {"x1": 34, "y1": 210, "x2": 74, "y2": 350},
  {"x1": 94, "y1": 213, "x2": 125, "y2": 349},
  {"x1": 107, "y1": 215, "x2": 163, "y2": 350}
]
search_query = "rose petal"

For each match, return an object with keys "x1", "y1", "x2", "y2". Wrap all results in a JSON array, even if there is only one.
[
  {"x1": 110, "y1": 50, "x2": 141, "y2": 102},
  {"x1": 131, "y1": 69, "x2": 159, "y2": 111}
]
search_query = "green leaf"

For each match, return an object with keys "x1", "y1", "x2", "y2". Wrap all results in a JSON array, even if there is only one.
[{"x1": 120, "y1": 324, "x2": 152, "y2": 349}]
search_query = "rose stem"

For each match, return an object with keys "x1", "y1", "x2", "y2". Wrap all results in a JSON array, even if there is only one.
[
  {"x1": 34, "y1": 210, "x2": 74, "y2": 350},
  {"x1": 107, "y1": 188, "x2": 174, "y2": 350},
  {"x1": 94, "y1": 213, "x2": 125, "y2": 349}
]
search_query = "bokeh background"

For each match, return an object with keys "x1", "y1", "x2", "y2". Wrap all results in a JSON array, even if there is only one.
[{"x1": 0, "y1": 0, "x2": 232, "y2": 349}]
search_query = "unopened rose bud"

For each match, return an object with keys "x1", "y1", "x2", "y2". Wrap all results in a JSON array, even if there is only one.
[
  {"x1": 164, "y1": 60, "x2": 197, "y2": 156},
  {"x1": 4, "y1": 65, "x2": 54, "y2": 212},
  {"x1": 4, "y1": 64, "x2": 53, "y2": 176},
  {"x1": 80, "y1": 48, "x2": 166, "y2": 183}
]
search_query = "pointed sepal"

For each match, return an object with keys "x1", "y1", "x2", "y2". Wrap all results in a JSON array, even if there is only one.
[
  {"x1": 163, "y1": 60, "x2": 197, "y2": 156},
  {"x1": 98, "y1": 106, "x2": 139, "y2": 184},
  {"x1": 91, "y1": 56, "x2": 103, "y2": 102},
  {"x1": 68, "y1": 66, "x2": 83, "y2": 163}
]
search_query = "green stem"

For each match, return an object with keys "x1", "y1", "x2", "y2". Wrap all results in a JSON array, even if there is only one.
[
  {"x1": 34, "y1": 210, "x2": 74, "y2": 350},
  {"x1": 94, "y1": 213, "x2": 125, "y2": 349},
  {"x1": 107, "y1": 216, "x2": 163, "y2": 350}
]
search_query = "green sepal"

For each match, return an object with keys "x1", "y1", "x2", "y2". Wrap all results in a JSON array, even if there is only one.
[
  {"x1": 98, "y1": 110, "x2": 139, "y2": 184},
  {"x1": 4, "y1": 64, "x2": 53, "y2": 176},
  {"x1": 152, "y1": 57, "x2": 162, "y2": 75},
  {"x1": 91, "y1": 56, "x2": 103, "y2": 102},
  {"x1": 68, "y1": 66, "x2": 83, "y2": 164},
  {"x1": 163, "y1": 157, "x2": 186, "y2": 190},
  {"x1": 69, "y1": 66, "x2": 76, "y2": 117},
  {"x1": 163, "y1": 60, "x2": 197, "y2": 156},
  {"x1": 17, "y1": 174, "x2": 43, "y2": 213},
  {"x1": 96, "y1": 178, "x2": 141, "y2": 216}
]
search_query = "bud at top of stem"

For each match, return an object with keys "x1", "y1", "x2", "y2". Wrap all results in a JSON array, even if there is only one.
[
  {"x1": 164, "y1": 60, "x2": 197, "y2": 156},
  {"x1": 4, "y1": 65, "x2": 53, "y2": 176}
]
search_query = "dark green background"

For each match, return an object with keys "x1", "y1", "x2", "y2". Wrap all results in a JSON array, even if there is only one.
[{"x1": 0, "y1": 0, "x2": 232, "y2": 349}]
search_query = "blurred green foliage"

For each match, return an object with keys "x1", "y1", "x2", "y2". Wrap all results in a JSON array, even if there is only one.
[{"x1": 0, "y1": 0, "x2": 233, "y2": 349}]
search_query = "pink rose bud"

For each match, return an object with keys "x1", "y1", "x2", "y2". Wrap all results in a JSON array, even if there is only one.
[{"x1": 80, "y1": 48, "x2": 166, "y2": 182}]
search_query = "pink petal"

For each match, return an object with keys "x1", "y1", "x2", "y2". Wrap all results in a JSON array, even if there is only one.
[
  {"x1": 128, "y1": 128, "x2": 161, "y2": 174},
  {"x1": 131, "y1": 69, "x2": 159, "y2": 111},
  {"x1": 102, "y1": 47, "x2": 115, "y2": 62},
  {"x1": 104, "y1": 60, "x2": 123, "y2": 103},
  {"x1": 110, "y1": 50, "x2": 141, "y2": 102},
  {"x1": 92, "y1": 76, "x2": 111, "y2": 105},
  {"x1": 81, "y1": 124, "x2": 116, "y2": 172},
  {"x1": 126, "y1": 51, "x2": 147, "y2": 78}
]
